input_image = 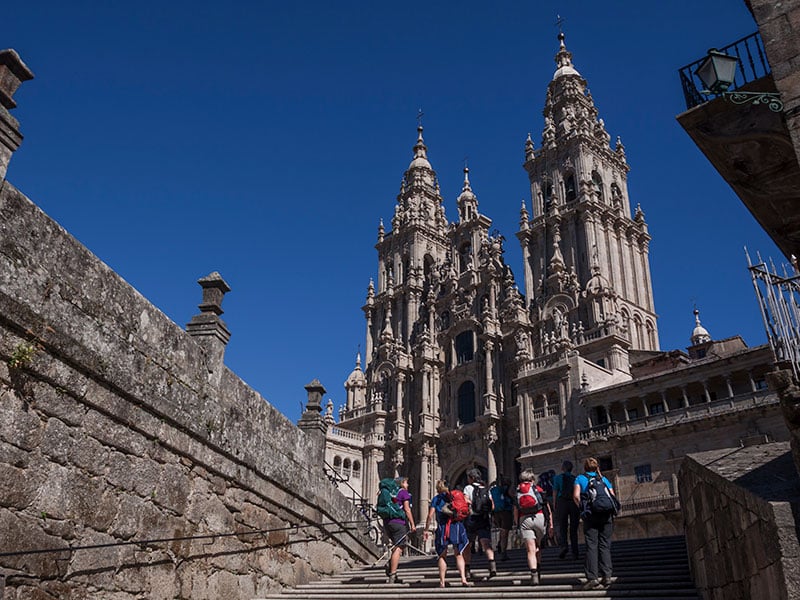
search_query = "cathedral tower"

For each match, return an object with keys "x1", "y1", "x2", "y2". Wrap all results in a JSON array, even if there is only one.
[{"x1": 518, "y1": 33, "x2": 659, "y2": 365}]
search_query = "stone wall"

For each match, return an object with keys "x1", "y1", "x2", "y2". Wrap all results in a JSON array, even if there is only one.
[
  {"x1": 0, "y1": 181, "x2": 378, "y2": 599},
  {"x1": 679, "y1": 444, "x2": 800, "y2": 600}
]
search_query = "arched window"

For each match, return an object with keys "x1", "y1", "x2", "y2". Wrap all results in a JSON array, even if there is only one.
[
  {"x1": 457, "y1": 381, "x2": 476, "y2": 425},
  {"x1": 352, "y1": 460, "x2": 361, "y2": 479},
  {"x1": 455, "y1": 331, "x2": 474, "y2": 365},
  {"x1": 646, "y1": 320, "x2": 656, "y2": 350},
  {"x1": 565, "y1": 173, "x2": 577, "y2": 202},
  {"x1": 592, "y1": 171, "x2": 604, "y2": 203},
  {"x1": 634, "y1": 315, "x2": 644, "y2": 347},
  {"x1": 542, "y1": 179, "x2": 554, "y2": 212},
  {"x1": 333, "y1": 455, "x2": 342, "y2": 474},
  {"x1": 343, "y1": 458, "x2": 351, "y2": 478}
]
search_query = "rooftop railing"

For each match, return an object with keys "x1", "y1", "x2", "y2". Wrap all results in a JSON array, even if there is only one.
[{"x1": 678, "y1": 31, "x2": 770, "y2": 110}]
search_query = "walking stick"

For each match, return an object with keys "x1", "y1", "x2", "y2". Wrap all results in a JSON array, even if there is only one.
[{"x1": 371, "y1": 531, "x2": 409, "y2": 568}]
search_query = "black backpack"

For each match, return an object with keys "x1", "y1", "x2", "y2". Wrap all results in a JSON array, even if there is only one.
[
  {"x1": 581, "y1": 475, "x2": 619, "y2": 518},
  {"x1": 471, "y1": 485, "x2": 492, "y2": 516}
]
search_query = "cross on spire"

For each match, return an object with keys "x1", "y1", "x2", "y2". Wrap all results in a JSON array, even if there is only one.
[{"x1": 555, "y1": 14, "x2": 565, "y2": 34}]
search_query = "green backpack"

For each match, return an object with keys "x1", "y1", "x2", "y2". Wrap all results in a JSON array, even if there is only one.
[{"x1": 376, "y1": 477, "x2": 406, "y2": 520}]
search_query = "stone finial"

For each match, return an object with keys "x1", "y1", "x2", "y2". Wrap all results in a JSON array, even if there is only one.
[
  {"x1": 298, "y1": 379, "x2": 329, "y2": 462},
  {"x1": 0, "y1": 50, "x2": 34, "y2": 110},
  {"x1": 0, "y1": 49, "x2": 34, "y2": 181},
  {"x1": 186, "y1": 272, "x2": 231, "y2": 379},
  {"x1": 197, "y1": 271, "x2": 231, "y2": 316}
]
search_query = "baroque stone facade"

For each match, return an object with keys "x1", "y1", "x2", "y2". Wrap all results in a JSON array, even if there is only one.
[{"x1": 324, "y1": 35, "x2": 788, "y2": 528}]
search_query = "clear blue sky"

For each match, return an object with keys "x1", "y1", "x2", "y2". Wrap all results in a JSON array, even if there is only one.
[{"x1": 5, "y1": 1, "x2": 781, "y2": 422}]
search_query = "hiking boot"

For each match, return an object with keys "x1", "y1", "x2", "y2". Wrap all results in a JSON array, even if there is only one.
[
  {"x1": 387, "y1": 572, "x2": 403, "y2": 584},
  {"x1": 530, "y1": 569, "x2": 539, "y2": 585},
  {"x1": 488, "y1": 560, "x2": 497, "y2": 579},
  {"x1": 581, "y1": 578, "x2": 600, "y2": 590}
]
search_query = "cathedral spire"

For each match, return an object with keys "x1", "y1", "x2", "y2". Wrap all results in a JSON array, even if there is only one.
[
  {"x1": 457, "y1": 166, "x2": 479, "y2": 223},
  {"x1": 553, "y1": 31, "x2": 581, "y2": 80}
]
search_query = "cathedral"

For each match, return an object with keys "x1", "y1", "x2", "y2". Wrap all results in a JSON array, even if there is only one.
[{"x1": 322, "y1": 34, "x2": 786, "y2": 535}]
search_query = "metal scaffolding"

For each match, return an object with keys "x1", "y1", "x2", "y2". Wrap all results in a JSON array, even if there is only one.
[{"x1": 747, "y1": 249, "x2": 800, "y2": 381}]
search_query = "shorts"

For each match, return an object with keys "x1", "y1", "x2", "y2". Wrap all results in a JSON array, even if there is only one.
[
  {"x1": 492, "y1": 510, "x2": 512, "y2": 530},
  {"x1": 434, "y1": 520, "x2": 469, "y2": 556},
  {"x1": 519, "y1": 512, "x2": 546, "y2": 542},
  {"x1": 465, "y1": 515, "x2": 491, "y2": 541},
  {"x1": 385, "y1": 520, "x2": 408, "y2": 546}
]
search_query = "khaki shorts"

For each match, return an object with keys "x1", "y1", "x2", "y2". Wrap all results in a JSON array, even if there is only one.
[{"x1": 519, "y1": 512, "x2": 546, "y2": 542}]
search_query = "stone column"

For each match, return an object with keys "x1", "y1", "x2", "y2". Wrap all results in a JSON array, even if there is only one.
[
  {"x1": 186, "y1": 272, "x2": 232, "y2": 385},
  {"x1": 661, "y1": 390, "x2": 669, "y2": 413},
  {"x1": 0, "y1": 49, "x2": 34, "y2": 180},
  {"x1": 298, "y1": 379, "x2": 329, "y2": 464},
  {"x1": 485, "y1": 424, "x2": 498, "y2": 485},
  {"x1": 681, "y1": 386, "x2": 690, "y2": 408}
]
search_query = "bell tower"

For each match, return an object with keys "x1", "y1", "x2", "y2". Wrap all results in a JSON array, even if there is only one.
[{"x1": 518, "y1": 32, "x2": 659, "y2": 368}]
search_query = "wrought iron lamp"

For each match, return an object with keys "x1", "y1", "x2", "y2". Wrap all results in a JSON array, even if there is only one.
[{"x1": 695, "y1": 48, "x2": 783, "y2": 112}]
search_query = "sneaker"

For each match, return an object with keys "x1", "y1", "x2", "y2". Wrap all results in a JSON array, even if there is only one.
[
  {"x1": 488, "y1": 560, "x2": 497, "y2": 578},
  {"x1": 601, "y1": 576, "x2": 613, "y2": 587},
  {"x1": 530, "y1": 569, "x2": 539, "y2": 585},
  {"x1": 387, "y1": 573, "x2": 403, "y2": 584},
  {"x1": 582, "y1": 579, "x2": 601, "y2": 590}
]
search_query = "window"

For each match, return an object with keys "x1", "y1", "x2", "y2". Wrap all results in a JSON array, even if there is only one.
[
  {"x1": 343, "y1": 458, "x2": 351, "y2": 478},
  {"x1": 598, "y1": 456, "x2": 614, "y2": 472},
  {"x1": 596, "y1": 358, "x2": 605, "y2": 368},
  {"x1": 755, "y1": 378, "x2": 768, "y2": 390},
  {"x1": 542, "y1": 180, "x2": 554, "y2": 212},
  {"x1": 592, "y1": 171, "x2": 604, "y2": 203},
  {"x1": 565, "y1": 174, "x2": 577, "y2": 202},
  {"x1": 456, "y1": 331, "x2": 474, "y2": 364},
  {"x1": 635, "y1": 464, "x2": 652, "y2": 483},
  {"x1": 333, "y1": 455, "x2": 342, "y2": 474},
  {"x1": 627, "y1": 407, "x2": 639, "y2": 420},
  {"x1": 352, "y1": 461, "x2": 361, "y2": 479},
  {"x1": 593, "y1": 406, "x2": 609, "y2": 425},
  {"x1": 649, "y1": 403, "x2": 664, "y2": 415},
  {"x1": 457, "y1": 381, "x2": 476, "y2": 425}
]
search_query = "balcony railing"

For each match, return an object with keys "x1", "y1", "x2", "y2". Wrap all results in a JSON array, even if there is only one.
[
  {"x1": 678, "y1": 31, "x2": 770, "y2": 110},
  {"x1": 577, "y1": 389, "x2": 774, "y2": 441},
  {"x1": 620, "y1": 493, "x2": 681, "y2": 516},
  {"x1": 532, "y1": 404, "x2": 560, "y2": 420}
]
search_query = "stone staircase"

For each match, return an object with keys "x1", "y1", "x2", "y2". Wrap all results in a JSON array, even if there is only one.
[{"x1": 255, "y1": 535, "x2": 700, "y2": 599}]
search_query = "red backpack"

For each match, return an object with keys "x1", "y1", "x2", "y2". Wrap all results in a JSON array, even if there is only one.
[
  {"x1": 517, "y1": 481, "x2": 543, "y2": 514},
  {"x1": 443, "y1": 489, "x2": 470, "y2": 522}
]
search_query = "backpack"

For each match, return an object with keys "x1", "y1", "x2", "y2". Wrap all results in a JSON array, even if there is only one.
[
  {"x1": 581, "y1": 475, "x2": 619, "y2": 518},
  {"x1": 558, "y1": 473, "x2": 576, "y2": 500},
  {"x1": 471, "y1": 485, "x2": 492, "y2": 516},
  {"x1": 517, "y1": 481, "x2": 543, "y2": 514},
  {"x1": 375, "y1": 477, "x2": 406, "y2": 520},
  {"x1": 440, "y1": 489, "x2": 470, "y2": 522}
]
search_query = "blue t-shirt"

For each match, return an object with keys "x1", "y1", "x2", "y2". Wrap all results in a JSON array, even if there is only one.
[
  {"x1": 575, "y1": 472, "x2": 613, "y2": 494},
  {"x1": 490, "y1": 485, "x2": 512, "y2": 512},
  {"x1": 431, "y1": 492, "x2": 448, "y2": 525}
]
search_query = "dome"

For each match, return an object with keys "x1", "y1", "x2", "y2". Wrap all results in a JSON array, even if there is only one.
[
  {"x1": 345, "y1": 353, "x2": 367, "y2": 386},
  {"x1": 690, "y1": 309, "x2": 711, "y2": 345}
]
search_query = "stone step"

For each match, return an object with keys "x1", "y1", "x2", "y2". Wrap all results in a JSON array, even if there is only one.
[{"x1": 253, "y1": 535, "x2": 700, "y2": 600}]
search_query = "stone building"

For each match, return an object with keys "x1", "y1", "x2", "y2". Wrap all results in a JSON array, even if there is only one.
[{"x1": 323, "y1": 34, "x2": 788, "y2": 530}]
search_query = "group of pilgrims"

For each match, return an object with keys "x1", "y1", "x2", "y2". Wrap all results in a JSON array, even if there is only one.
[{"x1": 377, "y1": 457, "x2": 618, "y2": 590}]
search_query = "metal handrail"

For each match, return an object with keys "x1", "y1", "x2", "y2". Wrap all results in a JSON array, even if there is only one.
[{"x1": 678, "y1": 31, "x2": 770, "y2": 110}]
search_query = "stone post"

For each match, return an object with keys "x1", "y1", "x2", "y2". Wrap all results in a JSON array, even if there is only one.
[
  {"x1": 298, "y1": 378, "x2": 328, "y2": 464},
  {"x1": 186, "y1": 272, "x2": 231, "y2": 384},
  {"x1": 0, "y1": 49, "x2": 34, "y2": 180}
]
